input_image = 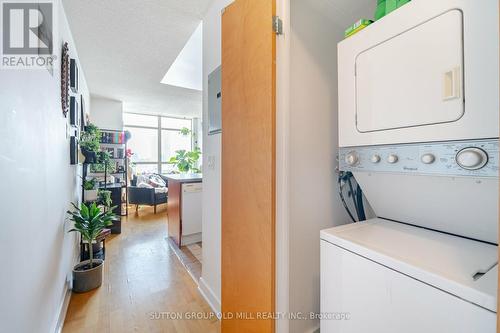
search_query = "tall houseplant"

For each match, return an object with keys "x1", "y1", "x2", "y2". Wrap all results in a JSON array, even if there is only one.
[
  {"x1": 67, "y1": 202, "x2": 117, "y2": 292},
  {"x1": 167, "y1": 147, "x2": 201, "y2": 173}
]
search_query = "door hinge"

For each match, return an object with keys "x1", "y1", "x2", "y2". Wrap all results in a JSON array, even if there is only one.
[{"x1": 273, "y1": 16, "x2": 283, "y2": 35}]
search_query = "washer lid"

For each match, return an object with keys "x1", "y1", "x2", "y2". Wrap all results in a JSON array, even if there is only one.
[{"x1": 320, "y1": 218, "x2": 498, "y2": 312}]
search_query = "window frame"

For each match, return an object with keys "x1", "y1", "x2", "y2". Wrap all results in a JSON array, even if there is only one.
[{"x1": 124, "y1": 112, "x2": 193, "y2": 174}]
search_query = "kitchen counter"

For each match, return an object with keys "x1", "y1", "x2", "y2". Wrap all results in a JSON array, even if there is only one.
[{"x1": 165, "y1": 173, "x2": 202, "y2": 182}]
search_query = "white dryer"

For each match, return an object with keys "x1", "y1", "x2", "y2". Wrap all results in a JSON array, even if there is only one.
[
  {"x1": 338, "y1": 0, "x2": 499, "y2": 147},
  {"x1": 321, "y1": 0, "x2": 499, "y2": 332}
]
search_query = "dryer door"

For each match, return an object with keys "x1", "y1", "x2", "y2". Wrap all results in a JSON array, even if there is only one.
[{"x1": 356, "y1": 10, "x2": 464, "y2": 133}]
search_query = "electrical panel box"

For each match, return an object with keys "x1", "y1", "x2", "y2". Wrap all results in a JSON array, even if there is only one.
[{"x1": 208, "y1": 66, "x2": 222, "y2": 135}]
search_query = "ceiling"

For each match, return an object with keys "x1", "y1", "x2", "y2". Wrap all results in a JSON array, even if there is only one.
[{"x1": 62, "y1": 0, "x2": 214, "y2": 118}]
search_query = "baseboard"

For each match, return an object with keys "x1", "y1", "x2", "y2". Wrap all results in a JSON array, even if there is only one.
[
  {"x1": 198, "y1": 277, "x2": 221, "y2": 315},
  {"x1": 53, "y1": 282, "x2": 72, "y2": 333},
  {"x1": 308, "y1": 327, "x2": 320, "y2": 333},
  {"x1": 182, "y1": 232, "x2": 202, "y2": 245}
]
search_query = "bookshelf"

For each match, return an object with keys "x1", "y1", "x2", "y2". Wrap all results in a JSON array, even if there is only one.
[{"x1": 82, "y1": 129, "x2": 129, "y2": 234}]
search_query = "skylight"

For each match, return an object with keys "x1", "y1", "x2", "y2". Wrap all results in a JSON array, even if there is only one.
[{"x1": 161, "y1": 22, "x2": 202, "y2": 91}]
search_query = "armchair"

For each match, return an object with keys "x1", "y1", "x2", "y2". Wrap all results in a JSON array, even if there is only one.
[{"x1": 128, "y1": 174, "x2": 168, "y2": 214}]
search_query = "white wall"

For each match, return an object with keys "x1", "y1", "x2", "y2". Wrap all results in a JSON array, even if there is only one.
[
  {"x1": 288, "y1": 3, "x2": 346, "y2": 332},
  {"x1": 0, "y1": 1, "x2": 89, "y2": 332},
  {"x1": 199, "y1": 0, "x2": 234, "y2": 314},
  {"x1": 281, "y1": 1, "x2": 374, "y2": 332},
  {"x1": 90, "y1": 96, "x2": 123, "y2": 130}
]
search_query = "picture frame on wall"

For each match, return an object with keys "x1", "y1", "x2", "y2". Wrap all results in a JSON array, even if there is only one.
[
  {"x1": 70, "y1": 58, "x2": 79, "y2": 93},
  {"x1": 80, "y1": 95, "x2": 86, "y2": 131},
  {"x1": 70, "y1": 136, "x2": 78, "y2": 165},
  {"x1": 70, "y1": 96, "x2": 79, "y2": 127}
]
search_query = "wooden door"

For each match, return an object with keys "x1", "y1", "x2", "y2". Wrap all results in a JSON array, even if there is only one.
[{"x1": 221, "y1": 0, "x2": 276, "y2": 332}]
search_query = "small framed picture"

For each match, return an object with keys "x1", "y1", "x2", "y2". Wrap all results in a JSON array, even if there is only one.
[
  {"x1": 70, "y1": 58, "x2": 79, "y2": 93},
  {"x1": 70, "y1": 96, "x2": 79, "y2": 127},
  {"x1": 70, "y1": 136, "x2": 78, "y2": 165},
  {"x1": 80, "y1": 95, "x2": 86, "y2": 131}
]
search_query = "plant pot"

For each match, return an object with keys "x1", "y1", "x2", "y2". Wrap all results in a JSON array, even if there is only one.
[
  {"x1": 80, "y1": 242, "x2": 103, "y2": 261},
  {"x1": 78, "y1": 149, "x2": 86, "y2": 163},
  {"x1": 110, "y1": 219, "x2": 121, "y2": 234},
  {"x1": 81, "y1": 148, "x2": 97, "y2": 164},
  {"x1": 84, "y1": 189, "x2": 98, "y2": 202},
  {"x1": 72, "y1": 259, "x2": 103, "y2": 293},
  {"x1": 92, "y1": 241, "x2": 102, "y2": 253}
]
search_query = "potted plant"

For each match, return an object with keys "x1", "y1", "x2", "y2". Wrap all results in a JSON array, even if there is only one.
[
  {"x1": 167, "y1": 147, "x2": 202, "y2": 173},
  {"x1": 67, "y1": 202, "x2": 117, "y2": 293},
  {"x1": 82, "y1": 177, "x2": 98, "y2": 202},
  {"x1": 89, "y1": 151, "x2": 117, "y2": 174},
  {"x1": 180, "y1": 127, "x2": 191, "y2": 136},
  {"x1": 80, "y1": 123, "x2": 101, "y2": 164},
  {"x1": 98, "y1": 188, "x2": 121, "y2": 234},
  {"x1": 97, "y1": 189, "x2": 112, "y2": 207}
]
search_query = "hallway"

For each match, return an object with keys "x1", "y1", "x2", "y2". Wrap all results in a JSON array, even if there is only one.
[{"x1": 63, "y1": 206, "x2": 219, "y2": 333}]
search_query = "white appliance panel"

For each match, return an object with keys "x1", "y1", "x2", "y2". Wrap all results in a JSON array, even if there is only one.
[
  {"x1": 356, "y1": 10, "x2": 464, "y2": 132},
  {"x1": 338, "y1": 0, "x2": 499, "y2": 147},
  {"x1": 354, "y1": 173, "x2": 498, "y2": 244},
  {"x1": 339, "y1": 139, "x2": 499, "y2": 243},
  {"x1": 181, "y1": 182, "x2": 203, "y2": 237},
  {"x1": 320, "y1": 239, "x2": 496, "y2": 333},
  {"x1": 339, "y1": 139, "x2": 499, "y2": 178}
]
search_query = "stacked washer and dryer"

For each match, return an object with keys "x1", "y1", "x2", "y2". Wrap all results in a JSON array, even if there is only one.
[{"x1": 321, "y1": 1, "x2": 499, "y2": 332}]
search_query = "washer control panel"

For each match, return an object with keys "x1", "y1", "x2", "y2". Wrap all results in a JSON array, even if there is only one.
[{"x1": 339, "y1": 139, "x2": 499, "y2": 177}]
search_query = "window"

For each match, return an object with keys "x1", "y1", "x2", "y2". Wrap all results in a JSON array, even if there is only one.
[
  {"x1": 124, "y1": 113, "x2": 193, "y2": 174},
  {"x1": 161, "y1": 117, "x2": 192, "y2": 130},
  {"x1": 125, "y1": 127, "x2": 158, "y2": 163},
  {"x1": 133, "y1": 164, "x2": 159, "y2": 175},
  {"x1": 161, "y1": 129, "x2": 192, "y2": 162},
  {"x1": 123, "y1": 113, "x2": 158, "y2": 127}
]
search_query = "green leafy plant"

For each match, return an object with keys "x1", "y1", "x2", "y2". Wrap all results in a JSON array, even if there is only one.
[
  {"x1": 167, "y1": 147, "x2": 201, "y2": 173},
  {"x1": 180, "y1": 127, "x2": 191, "y2": 136},
  {"x1": 97, "y1": 151, "x2": 113, "y2": 167},
  {"x1": 80, "y1": 123, "x2": 101, "y2": 153},
  {"x1": 97, "y1": 190, "x2": 112, "y2": 207},
  {"x1": 82, "y1": 178, "x2": 96, "y2": 191},
  {"x1": 90, "y1": 151, "x2": 116, "y2": 173},
  {"x1": 67, "y1": 202, "x2": 117, "y2": 267}
]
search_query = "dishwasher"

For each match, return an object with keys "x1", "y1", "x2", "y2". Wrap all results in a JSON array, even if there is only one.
[{"x1": 181, "y1": 182, "x2": 203, "y2": 245}]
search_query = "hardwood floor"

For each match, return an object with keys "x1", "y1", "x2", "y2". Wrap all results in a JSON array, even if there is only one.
[
  {"x1": 167, "y1": 239, "x2": 203, "y2": 282},
  {"x1": 63, "y1": 205, "x2": 220, "y2": 333}
]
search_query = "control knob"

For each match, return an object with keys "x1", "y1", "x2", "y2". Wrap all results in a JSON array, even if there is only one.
[
  {"x1": 387, "y1": 154, "x2": 398, "y2": 164},
  {"x1": 371, "y1": 155, "x2": 381, "y2": 163},
  {"x1": 345, "y1": 152, "x2": 359, "y2": 166},
  {"x1": 456, "y1": 148, "x2": 488, "y2": 170},
  {"x1": 421, "y1": 153, "x2": 436, "y2": 164}
]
